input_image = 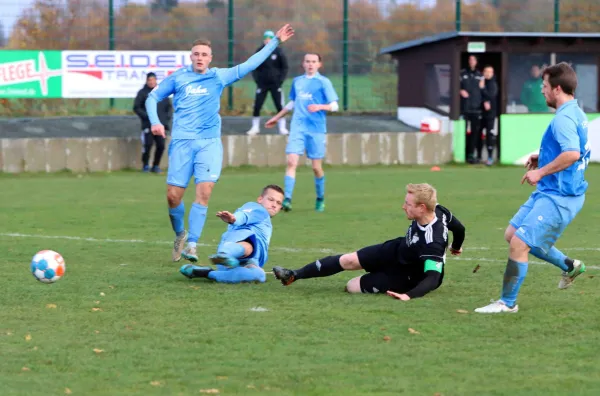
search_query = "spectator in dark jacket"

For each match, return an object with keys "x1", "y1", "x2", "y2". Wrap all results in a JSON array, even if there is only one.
[
  {"x1": 480, "y1": 65, "x2": 499, "y2": 166},
  {"x1": 133, "y1": 72, "x2": 172, "y2": 173},
  {"x1": 460, "y1": 55, "x2": 484, "y2": 164},
  {"x1": 246, "y1": 30, "x2": 289, "y2": 136}
]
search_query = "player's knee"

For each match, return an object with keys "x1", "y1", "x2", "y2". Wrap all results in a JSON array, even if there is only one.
[
  {"x1": 166, "y1": 189, "x2": 182, "y2": 207},
  {"x1": 509, "y1": 234, "x2": 529, "y2": 253},
  {"x1": 339, "y1": 252, "x2": 361, "y2": 270},
  {"x1": 345, "y1": 277, "x2": 362, "y2": 293},
  {"x1": 504, "y1": 227, "x2": 515, "y2": 244},
  {"x1": 286, "y1": 157, "x2": 298, "y2": 169}
]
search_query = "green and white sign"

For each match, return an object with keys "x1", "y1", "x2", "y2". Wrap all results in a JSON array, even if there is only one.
[
  {"x1": 467, "y1": 42, "x2": 486, "y2": 53},
  {"x1": 0, "y1": 51, "x2": 62, "y2": 98}
]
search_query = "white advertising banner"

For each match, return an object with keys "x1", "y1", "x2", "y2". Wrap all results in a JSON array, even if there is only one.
[{"x1": 61, "y1": 51, "x2": 192, "y2": 98}]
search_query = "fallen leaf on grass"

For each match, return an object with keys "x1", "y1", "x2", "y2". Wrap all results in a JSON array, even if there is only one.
[
  {"x1": 94, "y1": 301, "x2": 101, "y2": 305},
  {"x1": 25, "y1": 334, "x2": 32, "y2": 342},
  {"x1": 22, "y1": 367, "x2": 30, "y2": 371},
  {"x1": 91, "y1": 308, "x2": 103, "y2": 312},
  {"x1": 150, "y1": 381, "x2": 162, "y2": 387},
  {"x1": 93, "y1": 348, "x2": 104, "y2": 354},
  {"x1": 6, "y1": 331, "x2": 13, "y2": 336},
  {"x1": 100, "y1": 292, "x2": 105, "y2": 297},
  {"x1": 32, "y1": 346, "x2": 38, "y2": 351},
  {"x1": 108, "y1": 285, "x2": 115, "y2": 289},
  {"x1": 456, "y1": 309, "x2": 469, "y2": 314},
  {"x1": 200, "y1": 389, "x2": 219, "y2": 394},
  {"x1": 46, "y1": 304, "x2": 57, "y2": 309},
  {"x1": 65, "y1": 388, "x2": 72, "y2": 395},
  {"x1": 472, "y1": 264, "x2": 481, "y2": 273},
  {"x1": 94, "y1": 330, "x2": 100, "y2": 334},
  {"x1": 380, "y1": 327, "x2": 386, "y2": 331},
  {"x1": 383, "y1": 336, "x2": 391, "y2": 342},
  {"x1": 216, "y1": 376, "x2": 227, "y2": 380},
  {"x1": 247, "y1": 385, "x2": 256, "y2": 389},
  {"x1": 189, "y1": 286, "x2": 201, "y2": 290},
  {"x1": 589, "y1": 275, "x2": 594, "y2": 279},
  {"x1": 408, "y1": 328, "x2": 420, "y2": 335}
]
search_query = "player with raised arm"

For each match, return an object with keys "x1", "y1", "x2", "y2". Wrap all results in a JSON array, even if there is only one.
[
  {"x1": 264, "y1": 53, "x2": 339, "y2": 213},
  {"x1": 273, "y1": 184, "x2": 466, "y2": 300},
  {"x1": 475, "y1": 62, "x2": 589, "y2": 314},
  {"x1": 145, "y1": 24, "x2": 294, "y2": 263},
  {"x1": 179, "y1": 185, "x2": 284, "y2": 284}
]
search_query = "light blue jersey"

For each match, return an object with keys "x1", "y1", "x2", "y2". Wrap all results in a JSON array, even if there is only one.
[
  {"x1": 146, "y1": 37, "x2": 280, "y2": 140},
  {"x1": 218, "y1": 202, "x2": 273, "y2": 267},
  {"x1": 537, "y1": 99, "x2": 590, "y2": 197},
  {"x1": 289, "y1": 73, "x2": 339, "y2": 134},
  {"x1": 510, "y1": 100, "x2": 589, "y2": 253}
]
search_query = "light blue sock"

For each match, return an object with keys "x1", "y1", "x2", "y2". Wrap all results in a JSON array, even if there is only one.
[
  {"x1": 284, "y1": 175, "x2": 295, "y2": 200},
  {"x1": 315, "y1": 175, "x2": 325, "y2": 200},
  {"x1": 500, "y1": 259, "x2": 528, "y2": 307},
  {"x1": 187, "y1": 202, "x2": 207, "y2": 243},
  {"x1": 530, "y1": 246, "x2": 569, "y2": 271},
  {"x1": 168, "y1": 201, "x2": 185, "y2": 235},
  {"x1": 208, "y1": 266, "x2": 266, "y2": 283},
  {"x1": 218, "y1": 241, "x2": 246, "y2": 259}
]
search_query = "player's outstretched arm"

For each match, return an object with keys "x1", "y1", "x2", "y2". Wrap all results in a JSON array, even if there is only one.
[
  {"x1": 218, "y1": 24, "x2": 294, "y2": 87},
  {"x1": 218, "y1": 205, "x2": 269, "y2": 226},
  {"x1": 388, "y1": 260, "x2": 443, "y2": 301}
]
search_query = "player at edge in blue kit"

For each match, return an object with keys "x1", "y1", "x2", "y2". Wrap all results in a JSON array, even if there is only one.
[
  {"x1": 179, "y1": 185, "x2": 284, "y2": 283},
  {"x1": 145, "y1": 24, "x2": 294, "y2": 264},
  {"x1": 475, "y1": 62, "x2": 590, "y2": 314},
  {"x1": 264, "y1": 53, "x2": 339, "y2": 213}
]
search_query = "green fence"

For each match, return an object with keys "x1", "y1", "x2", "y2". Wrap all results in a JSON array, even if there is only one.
[{"x1": 1, "y1": 0, "x2": 599, "y2": 117}]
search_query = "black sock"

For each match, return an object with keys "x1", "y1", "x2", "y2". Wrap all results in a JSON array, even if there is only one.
[
  {"x1": 294, "y1": 255, "x2": 343, "y2": 280},
  {"x1": 564, "y1": 258, "x2": 575, "y2": 272}
]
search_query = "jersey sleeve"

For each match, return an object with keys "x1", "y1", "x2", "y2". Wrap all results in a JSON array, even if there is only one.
[
  {"x1": 216, "y1": 38, "x2": 280, "y2": 87},
  {"x1": 232, "y1": 203, "x2": 269, "y2": 226},
  {"x1": 553, "y1": 115, "x2": 580, "y2": 153},
  {"x1": 322, "y1": 78, "x2": 339, "y2": 103},
  {"x1": 148, "y1": 74, "x2": 176, "y2": 102},
  {"x1": 289, "y1": 80, "x2": 297, "y2": 101},
  {"x1": 418, "y1": 241, "x2": 446, "y2": 263}
]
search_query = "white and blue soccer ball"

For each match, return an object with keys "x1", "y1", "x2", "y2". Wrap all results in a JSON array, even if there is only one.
[{"x1": 31, "y1": 250, "x2": 66, "y2": 283}]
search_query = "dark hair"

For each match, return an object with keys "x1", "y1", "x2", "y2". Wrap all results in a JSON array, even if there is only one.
[
  {"x1": 483, "y1": 65, "x2": 493, "y2": 70},
  {"x1": 146, "y1": 72, "x2": 157, "y2": 80},
  {"x1": 543, "y1": 62, "x2": 577, "y2": 95},
  {"x1": 305, "y1": 53, "x2": 322, "y2": 62},
  {"x1": 262, "y1": 184, "x2": 284, "y2": 196}
]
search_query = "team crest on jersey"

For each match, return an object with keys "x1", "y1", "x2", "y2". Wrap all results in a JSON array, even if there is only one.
[
  {"x1": 411, "y1": 234, "x2": 420, "y2": 245},
  {"x1": 185, "y1": 84, "x2": 209, "y2": 97}
]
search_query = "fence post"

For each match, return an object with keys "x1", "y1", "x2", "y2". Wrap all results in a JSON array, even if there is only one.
[
  {"x1": 455, "y1": 0, "x2": 461, "y2": 32},
  {"x1": 342, "y1": 0, "x2": 348, "y2": 111},
  {"x1": 228, "y1": 0, "x2": 234, "y2": 111},
  {"x1": 554, "y1": 0, "x2": 560, "y2": 32},
  {"x1": 108, "y1": 0, "x2": 115, "y2": 110}
]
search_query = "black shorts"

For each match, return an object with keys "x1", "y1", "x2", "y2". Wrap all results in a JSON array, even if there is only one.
[{"x1": 356, "y1": 237, "x2": 417, "y2": 294}]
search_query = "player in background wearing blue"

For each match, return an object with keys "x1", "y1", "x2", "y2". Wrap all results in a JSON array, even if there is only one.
[
  {"x1": 179, "y1": 185, "x2": 284, "y2": 283},
  {"x1": 146, "y1": 24, "x2": 294, "y2": 263},
  {"x1": 264, "y1": 53, "x2": 339, "y2": 212},
  {"x1": 476, "y1": 62, "x2": 589, "y2": 314}
]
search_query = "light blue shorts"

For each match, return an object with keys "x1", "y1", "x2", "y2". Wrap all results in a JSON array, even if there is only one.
[
  {"x1": 285, "y1": 131, "x2": 326, "y2": 160},
  {"x1": 510, "y1": 191, "x2": 585, "y2": 253},
  {"x1": 218, "y1": 231, "x2": 267, "y2": 268},
  {"x1": 167, "y1": 138, "x2": 223, "y2": 187}
]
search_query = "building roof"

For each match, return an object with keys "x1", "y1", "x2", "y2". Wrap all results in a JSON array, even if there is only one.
[{"x1": 379, "y1": 31, "x2": 600, "y2": 55}]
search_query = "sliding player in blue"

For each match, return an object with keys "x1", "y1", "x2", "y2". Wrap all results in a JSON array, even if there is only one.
[
  {"x1": 264, "y1": 53, "x2": 339, "y2": 212},
  {"x1": 475, "y1": 62, "x2": 589, "y2": 314},
  {"x1": 146, "y1": 24, "x2": 294, "y2": 264},
  {"x1": 180, "y1": 185, "x2": 284, "y2": 283}
]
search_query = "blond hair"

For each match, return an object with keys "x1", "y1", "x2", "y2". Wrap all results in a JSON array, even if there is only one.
[{"x1": 406, "y1": 183, "x2": 437, "y2": 211}]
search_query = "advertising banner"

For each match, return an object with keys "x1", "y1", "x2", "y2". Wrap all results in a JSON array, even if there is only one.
[
  {"x1": 61, "y1": 51, "x2": 191, "y2": 98},
  {"x1": 0, "y1": 51, "x2": 62, "y2": 98}
]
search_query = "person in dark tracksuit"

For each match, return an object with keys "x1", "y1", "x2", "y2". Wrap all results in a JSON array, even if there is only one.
[
  {"x1": 460, "y1": 55, "x2": 484, "y2": 164},
  {"x1": 133, "y1": 72, "x2": 172, "y2": 173},
  {"x1": 246, "y1": 30, "x2": 289, "y2": 136},
  {"x1": 480, "y1": 65, "x2": 499, "y2": 166}
]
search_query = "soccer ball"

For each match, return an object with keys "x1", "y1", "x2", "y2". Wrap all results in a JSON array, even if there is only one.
[{"x1": 31, "y1": 250, "x2": 66, "y2": 283}]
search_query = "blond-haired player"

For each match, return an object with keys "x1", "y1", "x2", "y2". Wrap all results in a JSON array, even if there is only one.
[{"x1": 273, "y1": 184, "x2": 466, "y2": 300}]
